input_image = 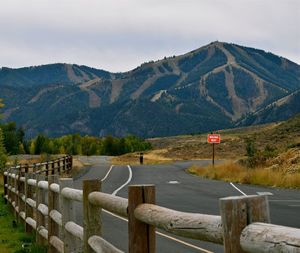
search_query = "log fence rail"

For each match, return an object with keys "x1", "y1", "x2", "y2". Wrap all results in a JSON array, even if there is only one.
[{"x1": 2, "y1": 156, "x2": 300, "y2": 253}]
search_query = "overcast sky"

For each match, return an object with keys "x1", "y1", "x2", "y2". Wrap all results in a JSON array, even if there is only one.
[{"x1": 0, "y1": 0, "x2": 299, "y2": 72}]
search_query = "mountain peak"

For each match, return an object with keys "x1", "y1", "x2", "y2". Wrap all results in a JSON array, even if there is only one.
[{"x1": 1, "y1": 42, "x2": 300, "y2": 138}]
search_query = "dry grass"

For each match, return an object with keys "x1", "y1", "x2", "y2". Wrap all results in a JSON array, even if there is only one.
[
  {"x1": 188, "y1": 160, "x2": 300, "y2": 189},
  {"x1": 71, "y1": 157, "x2": 85, "y2": 174},
  {"x1": 148, "y1": 117, "x2": 300, "y2": 161},
  {"x1": 6, "y1": 154, "x2": 63, "y2": 167}
]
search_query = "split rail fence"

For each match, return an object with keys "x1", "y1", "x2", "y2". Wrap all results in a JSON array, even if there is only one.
[{"x1": 3, "y1": 156, "x2": 300, "y2": 253}]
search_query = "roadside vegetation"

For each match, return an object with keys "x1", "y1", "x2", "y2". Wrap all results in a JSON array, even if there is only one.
[
  {"x1": 0, "y1": 99, "x2": 151, "y2": 158},
  {"x1": 0, "y1": 176, "x2": 47, "y2": 253},
  {"x1": 27, "y1": 134, "x2": 151, "y2": 156},
  {"x1": 187, "y1": 114, "x2": 300, "y2": 189},
  {"x1": 188, "y1": 157, "x2": 300, "y2": 189},
  {"x1": 0, "y1": 121, "x2": 151, "y2": 157}
]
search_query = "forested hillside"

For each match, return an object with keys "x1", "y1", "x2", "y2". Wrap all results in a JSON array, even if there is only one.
[{"x1": 1, "y1": 41, "x2": 300, "y2": 138}]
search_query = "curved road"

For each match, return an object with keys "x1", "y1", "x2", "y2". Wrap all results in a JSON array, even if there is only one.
[{"x1": 73, "y1": 156, "x2": 300, "y2": 253}]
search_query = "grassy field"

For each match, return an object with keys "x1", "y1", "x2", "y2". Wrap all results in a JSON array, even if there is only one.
[
  {"x1": 148, "y1": 114, "x2": 300, "y2": 161},
  {"x1": 147, "y1": 123, "x2": 283, "y2": 161},
  {"x1": 188, "y1": 159, "x2": 300, "y2": 189},
  {"x1": 0, "y1": 175, "x2": 47, "y2": 253},
  {"x1": 147, "y1": 114, "x2": 300, "y2": 189},
  {"x1": 113, "y1": 114, "x2": 300, "y2": 173}
]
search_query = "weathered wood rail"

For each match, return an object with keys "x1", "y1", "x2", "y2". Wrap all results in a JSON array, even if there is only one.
[{"x1": 2, "y1": 158, "x2": 300, "y2": 253}]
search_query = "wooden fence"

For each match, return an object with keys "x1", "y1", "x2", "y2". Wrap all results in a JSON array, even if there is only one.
[{"x1": 3, "y1": 157, "x2": 300, "y2": 253}]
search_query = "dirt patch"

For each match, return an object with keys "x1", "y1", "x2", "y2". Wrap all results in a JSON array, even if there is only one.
[
  {"x1": 110, "y1": 79, "x2": 124, "y2": 103},
  {"x1": 131, "y1": 74, "x2": 162, "y2": 100},
  {"x1": 28, "y1": 85, "x2": 63, "y2": 104}
]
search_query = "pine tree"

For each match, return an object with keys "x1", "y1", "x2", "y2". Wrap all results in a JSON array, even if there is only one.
[
  {"x1": 0, "y1": 128, "x2": 7, "y2": 170},
  {"x1": 0, "y1": 99, "x2": 7, "y2": 170}
]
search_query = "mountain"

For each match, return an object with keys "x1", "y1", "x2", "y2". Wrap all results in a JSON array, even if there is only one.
[
  {"x1": 1, "y1": 42, "x2": 300, "y2": 138},
  {"x1": 237, "y1": 90, "x2": 300, "y2": 126}
]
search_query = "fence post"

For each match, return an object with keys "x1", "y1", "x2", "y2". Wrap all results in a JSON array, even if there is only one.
[
  {"x1": 12, "y1": 169, "x2": 18, "y2": 219},
  {"x1": 45, "y1": 163, "x2": 49, "y2": 177},
  {"x1": 128, "y1": 184, "x2": 155, "y2": 253},
  {"x1": 83, "y1": 179, "x2": 102, "y2": 253},
  {"x1": 15, "y1": 168, "x2": 22, "y2": 223},
  {"x1": 63, "y1": 156, "x2": 67, "y2": 172},
  {"x1": 17, "y1": 168, "x2": 22, "y2": 220},
  {"x1": 18, "y1": 168, "x2": 25, "y2": 224},
  {"x1": 69, "y1": 156, "x2": 73, "y2": 171},
  {"x1": 60, "y1": 178, "x2": 77, "y2": 253},
  {"x1": 52, "y1": 162, "x2": 55, "y2": 175},
  {"x1": 25, "y1": 173, "x2": 34, "y2": 233},
  {"x1": 9, "y1": 169, "x2": 14, "y2": 208},
  {"x1": 219, "y1": 195, "x2": 270, "y2": 253},
  {"x1": 4, "y1": 169, "x2": 8, "y2": 204},
  {"x1": 36, "y1": 174, "x2": 47, "y2": 245},
  {"x1": 8, "y1": 169, "x2": 12, "y2": 205},
  {"x1": 48, "y1": 175, "x2": 59, "y2": 253},
  {"x1": 57, "y1": 160, "x2": 61, "y2": 175}
]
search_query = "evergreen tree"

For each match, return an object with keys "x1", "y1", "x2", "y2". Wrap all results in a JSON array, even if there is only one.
[
  {"x1": 0, "y1": 129, "x2": 7, "y2": 170},
  {"x1": 34, "y1": 134, "x2": 47, "y2": 154},
  {"x1": 0, "y1": 99, "x2": 7, "y2": 169}
]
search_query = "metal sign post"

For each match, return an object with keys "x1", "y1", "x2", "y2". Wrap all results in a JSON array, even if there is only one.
[
  {"x1": 207, "y1": 133, "x2": 221, "y2": 167},
  {"x1": 212, "y1": 143, "x2": 215, "y2": 166}
]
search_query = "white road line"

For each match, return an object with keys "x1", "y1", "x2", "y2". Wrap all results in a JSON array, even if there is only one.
[
  {"x1": 269, "y1": 200, "x2": 300, "y2": 202},
  {"x1": 256, "y1": 192, "x2": 273, "y2": 196},
  {"x1": 230, "y1": 182, "x2": 247, "y2": 196},
  {"x1": 107, "y1": 165, "x2": 213, "y2": 252},
  {"x1": 103, "y1": 209, "x2": 128, "y2": 222},
  {"x1": 112, "y1": 165, "x2": 133, "y2": 196},
  {"x1": 156, "y1": 231, "x2": 214, "y2": 253},
  {"x1": 102, "y1": 209, "x2": 213, "y2": 253},
  {"x1": 101, "y1": 165, "x2": 114, "y2": 182}
]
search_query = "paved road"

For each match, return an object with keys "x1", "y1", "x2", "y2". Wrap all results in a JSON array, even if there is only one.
[{"x1": 73, "y1": 156, "x2": 300, "y2": 253}]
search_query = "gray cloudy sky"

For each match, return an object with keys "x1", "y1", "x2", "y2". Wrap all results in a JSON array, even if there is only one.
[{"x1": 0, "y1": 0, "x2": 299, "y2": 72}]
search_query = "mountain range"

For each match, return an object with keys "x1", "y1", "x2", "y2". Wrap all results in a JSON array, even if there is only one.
[{"x1": 1, "y1": 41, "x2": 300, "y2": 138}]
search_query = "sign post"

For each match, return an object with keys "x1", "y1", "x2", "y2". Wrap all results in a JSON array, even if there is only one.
[{"x1": 207, "y1": 133, "x2": 221, "y2": 166}]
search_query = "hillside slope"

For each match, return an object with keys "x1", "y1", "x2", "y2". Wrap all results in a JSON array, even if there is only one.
[
  {"x1": 1, "y1": 41, "x2": 300, "y2": 138},
  {"x1": 148, "y1": 113, "x2": 300, "y2": 161}
]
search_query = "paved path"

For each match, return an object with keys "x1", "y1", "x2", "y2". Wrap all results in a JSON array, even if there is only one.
[{"x1": 73, "y1": 156, "x2": 300, "y2": 253}]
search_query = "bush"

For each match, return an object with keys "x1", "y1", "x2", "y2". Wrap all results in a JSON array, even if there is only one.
[
  {"x1": 245, "y1": 138, "x2": 257, "y2": 157},
  {"x1": 244, "y1": 139, "x2": 278, "y2": 168},
  {"x1": 263, "y1": 145, "x2": 278, "y2": 158}
]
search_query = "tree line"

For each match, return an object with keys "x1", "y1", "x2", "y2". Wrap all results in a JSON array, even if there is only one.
[
  {"x1": 0, "y1": 121, "x2": 151, "y2": 158},
  {"x1": 1, "y1": 100, "x2": 151, "y2": 169},
  {"x1": 28, "y1": 133, "x2": 152, "y2": 156}
]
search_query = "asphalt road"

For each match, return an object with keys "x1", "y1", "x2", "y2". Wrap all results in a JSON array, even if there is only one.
[{"x1": 73, "y1": 156, "x2": 300, "y2": 253}]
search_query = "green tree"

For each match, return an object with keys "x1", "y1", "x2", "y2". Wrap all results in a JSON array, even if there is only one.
[
  {"x1": 34, "y1": 134, "x2": 47, "y2": 154},
  {"x1": 102, "y1": 136, "x2": 115, "y2": 155},
  {"x1": 0, "y1": 100, "x2": 7, "y2": 169},
  {"x1": 0, "y1": 129, "x2": 7, "y2": 170}
]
